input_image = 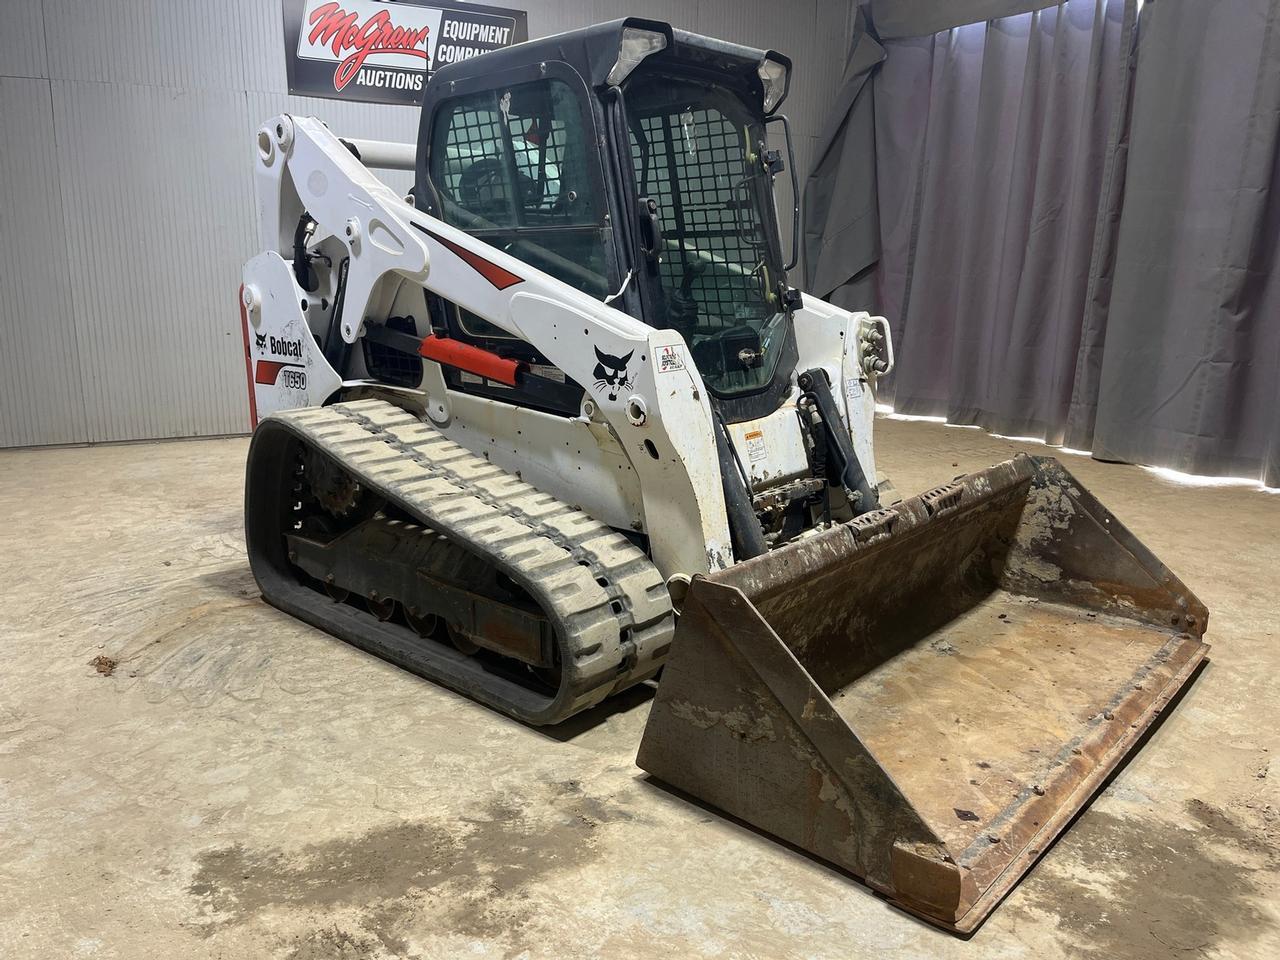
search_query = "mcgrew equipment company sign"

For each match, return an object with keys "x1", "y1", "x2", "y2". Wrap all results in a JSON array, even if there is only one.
[{"x1": 283, "y1": 0, "x2": 528, "y2": 105}]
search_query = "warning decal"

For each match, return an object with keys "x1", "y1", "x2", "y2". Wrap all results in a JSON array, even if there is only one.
[
  {"x1": 657, "y1": 344, "x2": 685, "y2": 374},
  {"x1": 744, "y1": 429, "x2": 767, "y2": 463}
]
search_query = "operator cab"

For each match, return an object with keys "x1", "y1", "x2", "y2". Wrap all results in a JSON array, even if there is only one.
[{"x1": 414, "y1": 19, "x2": 799, "y2": 423}]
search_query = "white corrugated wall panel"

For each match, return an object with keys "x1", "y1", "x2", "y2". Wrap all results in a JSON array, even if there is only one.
[
  {"x1": 52, "y1": 80, "x2": 257, "y2": 442},
  {"x1": 0, "y1": 77, "x2": 87, "y2": 446},
  {"x1": 514, "y1": 0, "x2": 587, "y2": 39},
  {"x1": 592, "y1": 0, "x2": 688, "y2": 28},
  {"x1": 237, "y1": 0, "x2": 294, "y2": 95},
  {"x1": 0, "y1": 0, "x2": 49, "y2": 79},
  {"x1": 41, "y1": 0, "x2": 282, "y2": 94}
]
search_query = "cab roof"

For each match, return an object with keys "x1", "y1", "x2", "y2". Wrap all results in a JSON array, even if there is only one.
[{"x1": 427, "y1": 18, "x2": 792, "y2": 113}]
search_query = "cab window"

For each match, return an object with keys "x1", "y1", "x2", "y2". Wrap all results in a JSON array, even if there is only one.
[{"x1": 430, "y1": 78, "x2": 609, "y2": 337}]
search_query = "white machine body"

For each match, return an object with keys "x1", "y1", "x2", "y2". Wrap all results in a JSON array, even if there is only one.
[{"x1": 240, "y1": 115, "x2": 892, "y2": 582}]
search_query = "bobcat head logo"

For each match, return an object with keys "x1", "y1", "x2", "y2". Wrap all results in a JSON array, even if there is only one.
[
  {"x1": 593, "y1": 346, "x2": 634, "y2": 401},
  {"x1": 254, "y1": 332, "x2": 267, "y2": 350}
]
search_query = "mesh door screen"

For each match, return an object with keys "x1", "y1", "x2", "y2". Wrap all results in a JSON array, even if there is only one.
[{"x1": 633, "y1": 109, "x2": 768, "y2": 330}]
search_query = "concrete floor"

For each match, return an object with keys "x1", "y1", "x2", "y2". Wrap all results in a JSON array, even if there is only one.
[{"x1": 1, "y1": 418, "x2": 1277, "y2": 959}]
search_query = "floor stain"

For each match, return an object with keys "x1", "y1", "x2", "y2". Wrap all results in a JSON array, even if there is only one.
[
  {"x1": 282, "y1": 924, "x2": 386, "y2": 960},
  {"x1": 1011, "y1": 802, "x2": 1278, "y2": 959},
  {"x1": 189, "y1": 781, "x2": 623, "y2": 954},
  {"x1": 1187, "y1": 796, "x2": 1280, "y2": 862},
  {"x1": 96, "y1": 572, "x2": 318, "y2": 706}
]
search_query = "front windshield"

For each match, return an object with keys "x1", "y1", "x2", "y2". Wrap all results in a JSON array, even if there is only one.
[{"x1": 626, "y1": 75, "x2": 789, "y2": 397}]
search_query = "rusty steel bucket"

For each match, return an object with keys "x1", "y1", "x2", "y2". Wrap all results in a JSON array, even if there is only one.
[{"x1": 636, "y1": 454, "x2": 1208, "y2": 933}]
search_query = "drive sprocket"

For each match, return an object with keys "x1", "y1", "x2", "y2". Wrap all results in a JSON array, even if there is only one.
[{"x1": 304, "y1": 447, "x2": 364, "y2": 517}]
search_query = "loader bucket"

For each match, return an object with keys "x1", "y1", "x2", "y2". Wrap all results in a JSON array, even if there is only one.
[{"x1": 637, "y1": 454, "x2": 1208, "y2": 933}]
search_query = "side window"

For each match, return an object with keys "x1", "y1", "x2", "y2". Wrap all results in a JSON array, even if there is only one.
[
  {"x1": 429, "y1": 78, "x2": 611, "y2": 338},
  {"x1": 434, "y1": 98, "x2": 515, "y2": 227},
  {"x1": 433, "y1": 80, "x2": 598, "y2": 229}
]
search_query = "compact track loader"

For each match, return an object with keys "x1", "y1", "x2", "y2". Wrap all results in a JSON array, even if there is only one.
[{"x1": 240, "y1": 19, "x2": 1208, "y2": 932}]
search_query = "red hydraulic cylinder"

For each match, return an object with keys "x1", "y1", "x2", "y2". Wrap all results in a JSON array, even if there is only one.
[{"x1": 418, "y1": 334, "x2": 524, "y2": 387}]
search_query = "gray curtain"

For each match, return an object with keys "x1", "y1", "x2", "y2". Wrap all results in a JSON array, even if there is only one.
[
  {"x1": 1083, "y1": 0, "x2": 1280, "y2": 486},
  {"x1": 870, "y1": 0, "x2": 1063, "y2": 40},
  {"x1": 802, "y1": 7, "x2": 885, "y2": 312},
  {"x1": 872, "y1": 0, "x2": 1137, "y2": 440},
  {"x1": 802, "y1": 0, "x2": 1071, "y2": 310},
  {"x1": 803, "y1": 0, "x2": 1064, "y2": 312}
]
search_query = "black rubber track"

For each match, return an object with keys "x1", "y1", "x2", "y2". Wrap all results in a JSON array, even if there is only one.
[{"x1": 245, "y1": 400, "x2": 674, "y2": 725}]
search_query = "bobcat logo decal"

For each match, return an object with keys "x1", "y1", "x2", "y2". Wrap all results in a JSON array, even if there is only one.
[
  {"x1": 254, "y1": 332, "x2": 267, "y2": 351},
  {"x1": 593, "y1": 346, "x2": 634, "y2": 401}
]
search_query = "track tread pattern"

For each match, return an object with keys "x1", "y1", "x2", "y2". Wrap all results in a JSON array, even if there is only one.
[{"x1": 268, "y1": 399, "x2": 674, "y2": 722}]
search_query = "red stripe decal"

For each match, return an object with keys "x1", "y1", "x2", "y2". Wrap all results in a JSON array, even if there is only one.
[
  {"x1": 238, "y1": 286, "x2": 259, "y2": 429},
  {"x1": 254, "y1": 359, "x2": 299, "y2": 386},
  {"x1": 415, "y1": 224, "x2": 523, "y2": 290}
]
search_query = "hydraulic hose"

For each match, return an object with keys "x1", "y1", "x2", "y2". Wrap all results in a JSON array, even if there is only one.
[
  {"x1": 714, "y1": 415, "x2": 768, "y2": 560},
  {"x1": 293, "y1": 212, "x2": 319, "y2": 292},
  {"x1": 797, "y1": 368, "x2": 879, "y2": 515}
]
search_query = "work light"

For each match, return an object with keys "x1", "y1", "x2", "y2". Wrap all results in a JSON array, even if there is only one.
[
  {"x1": 607, "y1": 27, "x2": 667, "y2": 86},
  {"x1": 757, "y1": 56, "x2": 788, "y2": 113}
]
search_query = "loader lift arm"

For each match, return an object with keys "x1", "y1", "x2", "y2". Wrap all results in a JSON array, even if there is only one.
[{"x1": 246, "y1": 113, "x2": 731, "y2": 577}]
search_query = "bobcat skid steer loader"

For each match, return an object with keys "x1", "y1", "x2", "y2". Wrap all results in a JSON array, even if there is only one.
[{"x1": 239, "y1": 19, "x2": 1208, "y2": 932}]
